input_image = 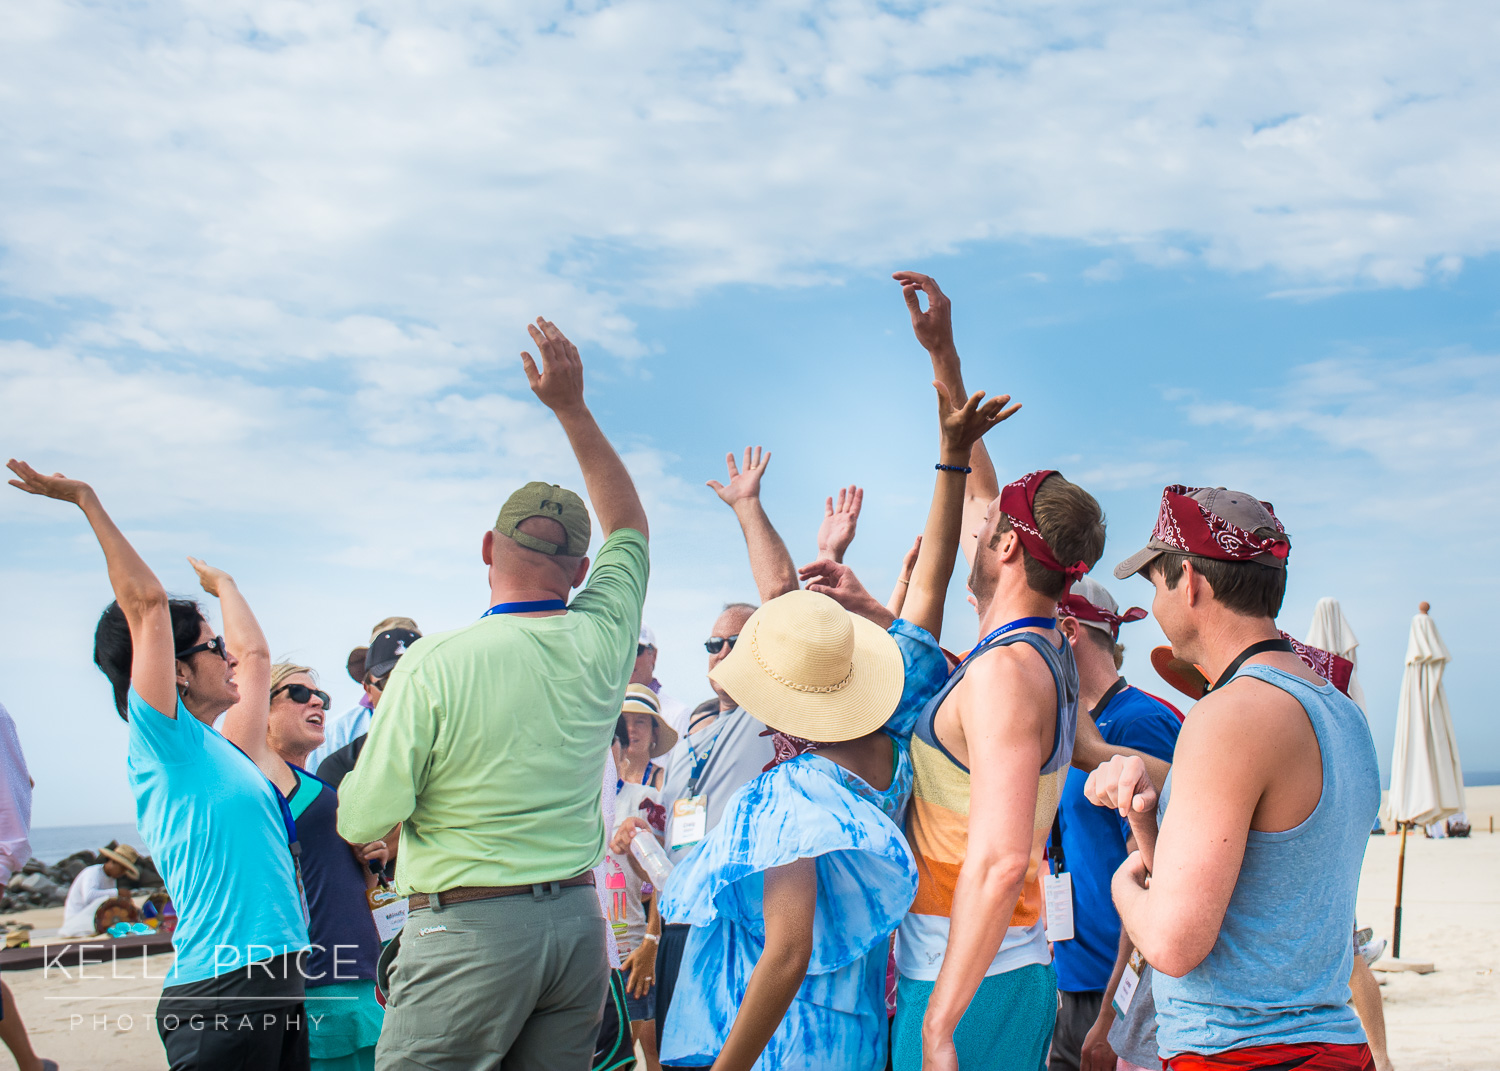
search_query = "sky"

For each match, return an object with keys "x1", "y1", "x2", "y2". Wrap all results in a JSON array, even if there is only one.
[{"x1": 2, "y1": 0, "x2": 1498, "y2": 828}]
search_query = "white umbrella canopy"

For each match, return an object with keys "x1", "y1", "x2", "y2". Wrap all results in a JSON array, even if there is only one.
[
  {"x1": 1385, "y1": 603, "x2": 1465, "y2": 827},
  {"x1": 1307, "y1": 597, "x2": 1367, "y2": 711}
]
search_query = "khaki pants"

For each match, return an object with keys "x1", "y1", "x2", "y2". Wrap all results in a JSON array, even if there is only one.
[{"x1": 376, "y1": 884, "x2": 609, "y2": 1071}]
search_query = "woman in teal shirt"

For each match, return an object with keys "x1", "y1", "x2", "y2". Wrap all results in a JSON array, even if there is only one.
[{"x1": 7, "y1": 460, "x2": 311, "y2": 1071}]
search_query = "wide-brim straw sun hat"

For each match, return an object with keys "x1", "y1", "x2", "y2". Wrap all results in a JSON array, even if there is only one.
[
  {"x1": 100, "y1": 843, "x2": 141, "y2": 880},
  {"x1": 709, "y1": 590, "x2": 905, "y2": 743},
  {"x1": 621, "y1": 683, "x2": 679, "y2": 758}
]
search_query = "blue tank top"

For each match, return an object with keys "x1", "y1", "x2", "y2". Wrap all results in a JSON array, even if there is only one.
[{"x1": 1154, "y1": 664, "x2": 1381, "y2": 1057}]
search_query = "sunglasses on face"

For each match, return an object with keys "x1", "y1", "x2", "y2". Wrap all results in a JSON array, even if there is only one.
[
  {"x1": 703, "y1": 634, "x2": 739, "y2": 655},
  {"x1": 272, "y1": 683, "x2": 331, "y2": 708},
  {"x1": 368, "y1": 674, "x2": 390, "y2": 692},
  {"x1": 637, "y1": 644, "x2": 651, "y2": 658},
  {"x1": 176, "y1": 636, "x2": 228, "y2": 661}
]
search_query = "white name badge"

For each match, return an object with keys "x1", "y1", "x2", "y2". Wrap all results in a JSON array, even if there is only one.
[
  {"x1": 1112, "y1": 949, "x2": 1145, "y2": 1017},
  {"x1": 369, "y1": 887, "x2": 408, "y2": 943},
  {"x1": 670, "y1": 795, "x2": 708, "y2": 851},
  {"x1": 1043, "y1": 871, "x2": 1074, "y2": 942}
]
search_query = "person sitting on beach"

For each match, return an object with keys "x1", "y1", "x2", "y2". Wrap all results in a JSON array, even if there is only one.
[
  {"x1": 305, "y1": 617, "x2": 420, "y2": 773},
  {"x1": 337, "y1": 318, "x2": 649, "y2": 1071},
  {"x1": 1089, "y1": 486, "x2": 1382, "y2": 1070},
  {"x1": 7, "y1": 461, "x2": 311, "y2": 1071},
  {"x1": 57, "y1": 843, "x2": 141, "y2": 938}
]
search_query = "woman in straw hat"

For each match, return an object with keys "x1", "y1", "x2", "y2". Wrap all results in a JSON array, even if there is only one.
[
  {"x1": 657, "y1": 378, "x2": 1018, "y2": 1071},
  {"x1": 58, "y1": 842, "x2": 141, "y2": 937}
]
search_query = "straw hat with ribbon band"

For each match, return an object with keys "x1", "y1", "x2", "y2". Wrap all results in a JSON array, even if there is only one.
[
  {"x1": 1057, "y1": 575, "x2": 1147, "y2": 642},
  {"x1": 100, "y1": 843, "x2": 142, "y2": 880},
  {"x1": 999, "y1": 470, "x2": 1091, "y2": 598},
  {"x1": 1115, "y1": 486, "x2": 1290, "y2": 581},
  {"x1": 709, "y1": 590, "x2": 905, "y2": 743},
  {"x1": 621, "y1": 683, "x2": 679, "y2": 758}
]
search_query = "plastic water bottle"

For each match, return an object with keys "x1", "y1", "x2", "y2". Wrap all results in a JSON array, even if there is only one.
[{"x1": 630, "y1": 830, "x2": 674, "y2": 887}]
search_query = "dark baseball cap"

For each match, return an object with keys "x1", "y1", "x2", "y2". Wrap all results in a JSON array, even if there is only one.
[
  {"x1": 366, "y1": 628, "x2": 421, "y2": 680},
  {"x1": 495, "y1": 481, "x2": 591, "y2": 557}
]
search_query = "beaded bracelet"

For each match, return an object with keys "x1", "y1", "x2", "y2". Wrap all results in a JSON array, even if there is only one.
[{"x1": 935, "y1": 463, "x2": 973, "y2": 474}]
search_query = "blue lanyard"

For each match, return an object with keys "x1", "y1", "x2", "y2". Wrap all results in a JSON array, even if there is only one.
[
  {"x1": 482, "y1": 599, "x2": 566, "y2": 617},
  {"x1": 616, "y1": 761, "x2": 656, "y2": 793},
  {"x1": 960, "y1": 616, "x2": 1058, "y2": 669}
]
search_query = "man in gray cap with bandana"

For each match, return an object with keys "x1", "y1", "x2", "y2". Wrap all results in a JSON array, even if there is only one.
[{"x1": 340, "y1": 318, "x2": 650, "y2": 1071}]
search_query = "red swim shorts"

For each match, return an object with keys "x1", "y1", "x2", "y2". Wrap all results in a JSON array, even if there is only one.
[{"x1": 1166, "y1": 1043, "x2": 1376, "y2": 1071}]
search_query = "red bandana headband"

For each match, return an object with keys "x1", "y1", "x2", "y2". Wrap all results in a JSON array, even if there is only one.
[
  {"x1": 998, "y1": 470, "x2": 1090, "y2": 596},
  {"x1": 1155, "y1": 485, "x2": 1289, "y2": 563},
  {"x1": 1057, "y1": 594, "x2": 1147, "y2": 641}
]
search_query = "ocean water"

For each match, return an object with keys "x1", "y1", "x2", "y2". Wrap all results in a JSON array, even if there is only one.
[{"x1": 27, "y1": 822, "x2": 146, "y2": 864}]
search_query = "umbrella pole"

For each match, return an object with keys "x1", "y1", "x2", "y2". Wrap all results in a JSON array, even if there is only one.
[{"x1": 1393, "y1": 821, "x2": 1408, "y2": 959}]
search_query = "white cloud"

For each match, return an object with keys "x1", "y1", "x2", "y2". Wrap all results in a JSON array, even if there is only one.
[{"x1": 2, "y1": 0, "x2": 1499, "y2": 374}]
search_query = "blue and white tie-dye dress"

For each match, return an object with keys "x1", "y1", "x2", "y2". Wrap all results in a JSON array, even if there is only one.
[{"x1": 658, "y1": 743, "x2": 917, "y2": 1071}]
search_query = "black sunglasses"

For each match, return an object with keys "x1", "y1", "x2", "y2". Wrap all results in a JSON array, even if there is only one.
[
  {"x1": 637, "y1": 644, "x2": 651, "y2": 658},
  {"x1": 273, "y1": 683, "x2": 332, "y2": 708},
  {"x1": 176, "y1": 636, "x2": 228, "y2": 661},
  {"x1": 703, "y1": 634, "x2": 739, "y2": 655}
]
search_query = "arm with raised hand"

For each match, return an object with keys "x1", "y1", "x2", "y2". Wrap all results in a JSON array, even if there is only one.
[
  {"x1": 521, "y1": 318, "x2": 648, "y2": 539},
  {"x1": 900, "y1": 380, "x2": 1019, "y2": 642},
  {"x1": 893, "y1": 272, "x2": 1002, "y2": 566},
  {"x1": 197, "y1": 559, "x2": 283, "y2": 782},
  {"x1": 707, "y1": 447, "x2": 799, "y2": 603},
  {"x1": 886, "y1": 536, "x2": 922, "y2": 618},
  {"x1": 815, "y1": 485, "x2": 863, "y2": 564},
  {"x1": 7, "y1": 460, "x2": 177, "y2": 717}
]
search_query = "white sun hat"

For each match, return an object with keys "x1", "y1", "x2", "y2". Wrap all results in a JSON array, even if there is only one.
[{"x1": 709, "y1": 590, "x2": 904, "y2": 743}]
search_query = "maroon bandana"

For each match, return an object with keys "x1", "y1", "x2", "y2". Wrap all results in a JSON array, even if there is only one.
[
  {"x1": 1057, "y1": 593, "x2": 1147, "y2": 641},
  {"x1": 760, "y1": 728, "x2": 828, "y2": 771},
  {"x1": 998, "y1": 470, "x2": 1090, "y2": 594},
  {"x1": 1155, "y1": 485, "x2": 1290, "y2": 564},
  {"x1": 1282, "y1": 632, "x2": 1355, "y2": 698}
]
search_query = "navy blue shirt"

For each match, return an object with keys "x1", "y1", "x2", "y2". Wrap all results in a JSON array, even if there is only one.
[
  {"x1": 286, "y1": 767, "x2": 382, "y2": 987},
  {"x1": 1052, "y1": 681, "x2": 1182, "y2": 993}
]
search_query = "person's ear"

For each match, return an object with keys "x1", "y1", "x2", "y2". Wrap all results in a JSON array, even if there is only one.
[
  {"x1": 571, "y1": 555, "x2": 590, "y2": 590},
  {"x1": 1058, "y1": 616, "x2": 1082, "y2": 647},
  {"x1": 1182, "y1": 560, "x2": 1202, "y2": 608},
  {"x1": 482, "y1": 529, "x2": 496, "y2": 566}
]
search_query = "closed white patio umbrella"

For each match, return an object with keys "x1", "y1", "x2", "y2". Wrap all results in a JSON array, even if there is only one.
[
  {"x1": 1307, "y1": 597, "x2": 1367, "y2": 711},
  {"x1": 1385, "y1": 601, "x2": 1464, "y2": 962}
]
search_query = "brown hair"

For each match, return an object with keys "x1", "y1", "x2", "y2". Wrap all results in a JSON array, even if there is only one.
[
  {"x1": 998, "y1": 473, "x2": 1106, "y2": 600},
  {"x1": 1148, "y1": 553, "x2": 1286, "y2": 619}
]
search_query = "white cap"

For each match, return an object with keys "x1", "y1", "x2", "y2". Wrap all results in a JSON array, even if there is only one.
[
  {"x1": 638, "y1": 624, "x2": 657, "y2": 648},
  {"x1": 1068, "y1": 576, "x2": 1120, "y2": 638}
]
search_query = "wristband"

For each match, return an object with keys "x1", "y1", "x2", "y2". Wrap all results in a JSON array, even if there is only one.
[
  {"x1": 935, "y1": 463, "x2": 973, "y2": 474},
  {"x1": 641, "y1": 933, "x2": 660, "y2": 944}
]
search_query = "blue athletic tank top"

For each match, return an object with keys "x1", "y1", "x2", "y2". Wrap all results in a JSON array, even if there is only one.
[{"x1": 1154, "y1": 664, "x2": 1381, "y2": 1057}]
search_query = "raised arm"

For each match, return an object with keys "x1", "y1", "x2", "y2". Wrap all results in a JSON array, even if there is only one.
[
  {"x1": 893, "y1": 272, "x2": 1001, "y2": 566},
  {"x1": 886, "y1": 536, "x2": 921, "y2": 618},
  {"x1": 815, "y1": 485, "x2": 863, "y2": 563},
  {"x1": 521, "y1": 318, "x2": 648, "y2": 539},
  {"x1": 196, "y1": 559, "x2": 281, "y2": 781},
  {"x1": 901, "y1": 381, "x2": 1019, "y2": 641},
  {"x1": 7, "y1": 461, "x2": 176, "y2": 717},
  {"x1": 707, "y1": 446, "x2": 798, "y2": 602}
]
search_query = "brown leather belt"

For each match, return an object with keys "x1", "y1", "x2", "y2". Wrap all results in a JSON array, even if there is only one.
[{"x1": 407, "y1": 872, "x2": 595, "y2": 911}]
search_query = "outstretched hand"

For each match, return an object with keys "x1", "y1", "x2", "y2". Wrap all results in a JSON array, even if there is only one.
[
  {"x1": 707, "y1": 446, "x2": 771, "y2": 509},
  {"x1": 6, "y1": 459, "x2": 95, "y2": 508},
  {"x1": 799, "y1": 559, "x2": 893, "y2": 627},
  {"x1": 935, "y1": 381, "x2": 1020, "y2": 458},
  {"x1": 187, "y1": 556, "x2": 233, "y2": 598},
  {"x1": 893, "y1": 271, "x2": 955, "y2": 356},
  {"x1": 816, "y1": 485, "x2": 863, "y2": 563},
  {"x1": 520, "y1": 318, "x2": 586, "y2": 413},
  {"x1": 898, "y1": 535, "x2": 922, "y2": 582}
]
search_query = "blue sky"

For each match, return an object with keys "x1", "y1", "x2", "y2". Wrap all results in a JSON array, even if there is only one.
[{"x1": 2, "y1": 0, "x2": 1498, "y2": 827}]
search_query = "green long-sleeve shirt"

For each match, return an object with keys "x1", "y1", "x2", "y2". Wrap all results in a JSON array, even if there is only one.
[{"x1": 337, "y1": 529, "x2": 648, "y2": 893}]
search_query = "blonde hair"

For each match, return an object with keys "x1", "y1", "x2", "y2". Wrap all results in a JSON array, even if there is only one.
[{"x1": 270, "y1": 662, "x2": 317, "y2": 696}]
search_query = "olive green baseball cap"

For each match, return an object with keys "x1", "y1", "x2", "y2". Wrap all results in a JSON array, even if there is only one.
[{"x1": 495, "y1": 482, "x2": 591, "y2": 557}]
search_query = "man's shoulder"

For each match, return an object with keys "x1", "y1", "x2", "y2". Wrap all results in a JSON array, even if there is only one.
[{"x1": 952, "y1": 638, "x2": 1056, "y2": 712}]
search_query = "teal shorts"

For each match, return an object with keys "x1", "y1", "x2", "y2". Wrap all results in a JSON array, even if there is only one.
[{"x1": 892, "y1": 962, "x2": 1057, "y2": 1071}]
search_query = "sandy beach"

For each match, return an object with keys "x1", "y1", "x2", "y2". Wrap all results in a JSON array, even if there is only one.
[{"x1": 4, "y1": 789, "x2": 1497, "y2": 1070}]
